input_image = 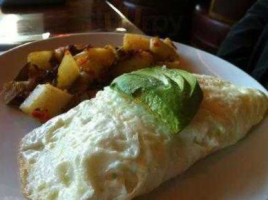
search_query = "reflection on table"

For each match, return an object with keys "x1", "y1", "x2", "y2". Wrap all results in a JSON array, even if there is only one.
[{"x1": 0, "y1": 0, "x2": 143, "y2": 50}]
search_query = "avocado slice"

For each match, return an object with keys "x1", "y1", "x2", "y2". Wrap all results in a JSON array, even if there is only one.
[
  {"x1": 110, "y1": 67, "x2": 203, "y2": 134},
  {"x1": 161, "y1": 68, "x2": 203, "y2": 124},
  {"x1": 134, "y1": 67, "x2": 203, "y2": 132},
  {"x1": 131, "y1": 68, "x2": 190, "y2": 132},
  {"x1": 111, "y1": 70, "x2": 182, "y2": 133}
]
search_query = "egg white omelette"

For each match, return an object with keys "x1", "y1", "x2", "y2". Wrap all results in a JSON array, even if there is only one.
[{"x1": 19, "y1": 68, "x2": 268, "y2": 200}]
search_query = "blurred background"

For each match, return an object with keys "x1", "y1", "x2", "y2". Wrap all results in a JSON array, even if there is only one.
[
  {"x1": 109, "y1": 0, "x2": 255, "y2": 53},
  {"x1": 0, "y1": 0, "x2": 256, "y2": 54}
]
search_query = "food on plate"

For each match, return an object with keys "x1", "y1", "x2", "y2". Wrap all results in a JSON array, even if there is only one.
[
  {"x1": 1, "y1": 34, "x2": 180, "y2": 121},
  {"x1": 57, "y1": 51, "x2": 80, "y2": 89},
  {"x1": 123, "y1": 33, "x2": 150, "y2": 51},
  {"x1": 111, "y1": 68, "x2": 203, "y2": 134},
  {"x1": 75, "y1": 45, "x2": 117, "y2": 78},
  {"x1": 150, "y1": 37, "x2": 180, "y2": 61},
  {"x1": 27, "y1": 51, "x2": 53, "y2": 70},
  {"x1": 19, "y1": 67, "x2": 268, "y2": 200},
  {"x1": 111, "y1": 50, "x2": 154, "y2": 77},
  {"x1": 20, "y1": 84, "x2": 72, "y2": 120}
]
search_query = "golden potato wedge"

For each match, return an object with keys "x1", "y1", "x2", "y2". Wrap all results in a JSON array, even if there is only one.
[
  {"x1": 20, "y1": 84, "x2": 72, "y2": 118},
  {"x1": 87, "y1": 46, "x2": 116, "y2": 67},
  {"x1": 150, "y1": 37, "x2": 179, "y2": 61},
  {"x1": 123, "y1": 34, "x2": 150, "y2": 51},
  {"x1": 27, "y1": 51, "x2": 53, "y2": 70},
  {"x1": 57, "y1": 52, "x2": 80, "y2": 89},
  {"x1": 112, "y1": 50, "x2": 154, "y2": 77}
]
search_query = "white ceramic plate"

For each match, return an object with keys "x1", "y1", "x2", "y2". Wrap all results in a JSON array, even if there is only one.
[{"x1": 0, "y1": 33, "x2": 267, "y2": 200}]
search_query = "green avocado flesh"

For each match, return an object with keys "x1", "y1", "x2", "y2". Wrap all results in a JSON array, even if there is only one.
[{"x1": 110, "y1": 67, "x2": 203, "y2": 134}]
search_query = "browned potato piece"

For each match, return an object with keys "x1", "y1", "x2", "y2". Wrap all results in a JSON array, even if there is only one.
[
  {"x1": 104, "y1": 45, "x2": 118, "y2": 59},
  {"x1": 54, "y1": 47, "x2": 65, "y2": 62},
  {"x1": 163, "y1": 38, "x2": 177, "y2": 49},
  {"x1": 79, "y1": 59, "x2": 103, "y2": 79},
  {"x1": 123, "y1": 34, "x2": 150, "y2": 51},
  {"x1": 87, "y1": 46, "x2": 116, "y2": 67},
  {"x1": 150, "y1": 37, "x2": 179, "y2": 61},
  {"x1": 57, "y1": 52, "x2": 80, "y2": 89},
  {"x1": 27, "y1": 51, "x2": 53, "y2": 70},
  {"x1": 74, "y1": 50, "x2": 88, "y2": 66},
  {"x1": 20, "y1": 84, "x2": 72, "y2": 118},
  {"x1": 74, "y1": 46, "x2": 116, "y2": 80},
  {"x1": 112, "y1": 50, "x2": 154, "y2": 77}
]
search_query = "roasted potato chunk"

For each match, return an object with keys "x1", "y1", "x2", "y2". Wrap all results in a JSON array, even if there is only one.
[
  {"x1": 20, "y1": 84, "x2": 72, "y2": 118},
  {"x1": 112, "y1": 50, "x2": 154, "y2": 77},
  {"x1": 3, "y1": 33, "x2": 182, "y2": 120},
  {"x1": 75, "y1": 46, "x2": 116, "y2": 79},
  {"x1": 163, "y1": 38, "x2": 177, "y2": 49},
  {"x1": 79, "y1": 59, "x2": 103, "y2": 79},
  {"x1": 74, "y1": 50, "x2": 88, "y2": 65},
  {"x1": 27, "y1": 51, "x2": 53, "y2": 70},
  {"x1": 57, "y1": 52, "x2": 80, "y2": 89},
  {"x1": 123, "y1": 34, "x2": 150, "y2": 51},
  {"x1": 87, "y1": 46, "x2": 116, "y2": 67},
  {"x1": 150, "y1": 37, "x2": 179, "y2": 61}
]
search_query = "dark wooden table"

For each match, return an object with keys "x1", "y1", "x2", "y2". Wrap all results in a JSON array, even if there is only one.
[{"x1": 0, "y1": 0, "x2": 143, "y2": 51}]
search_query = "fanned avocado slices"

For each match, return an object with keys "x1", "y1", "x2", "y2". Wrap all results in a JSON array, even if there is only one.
[{"x1": 110, "y1": 67, "x2": 203, "y2": 134}]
